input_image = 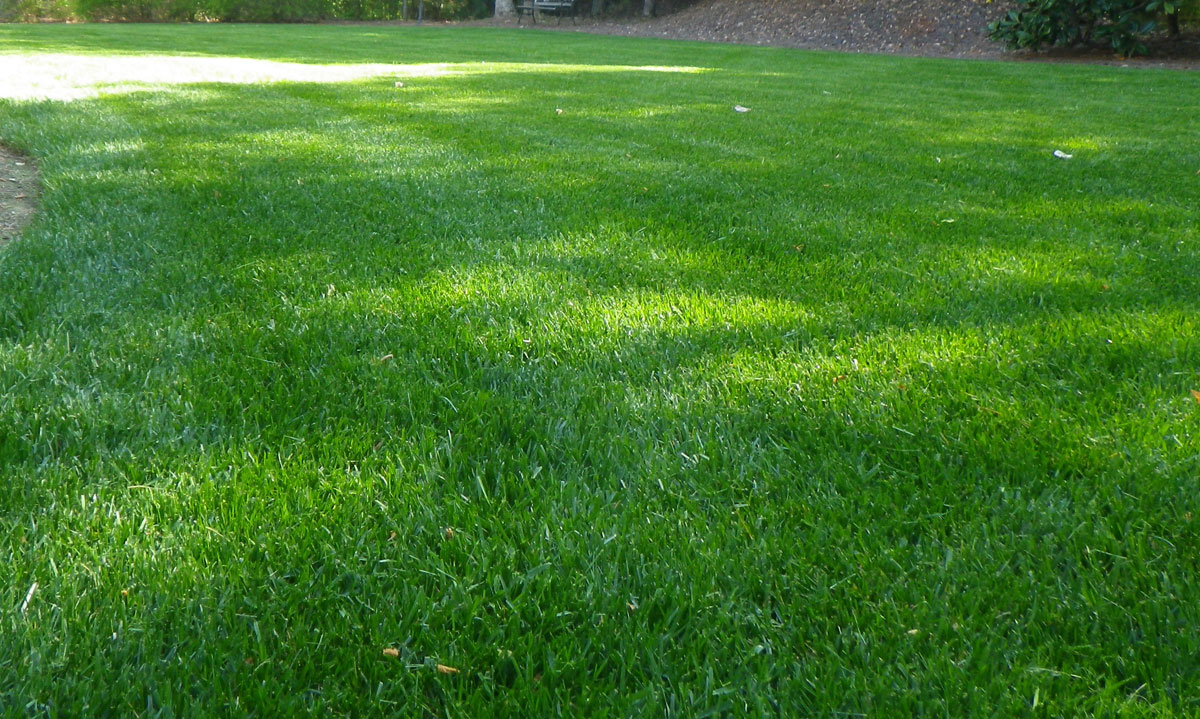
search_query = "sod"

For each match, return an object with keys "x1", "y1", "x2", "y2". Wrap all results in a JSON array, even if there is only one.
[{"x1": 1, "y1": 23, "x2": 1198, "y2": 717}]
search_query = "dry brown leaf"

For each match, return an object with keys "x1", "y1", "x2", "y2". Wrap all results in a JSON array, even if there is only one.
[
  {"x1": 1192, "y1": 390, "x2": 1200, "y2": 405},
  {"x1": 833, "y1": 374, "x2": 848, "y2": 384},
  {"x1": 436, "y1": 664, "x2": 460, "y2": 675},
  {"x1": 444, "y1": 527, "x2": 456, "y2": 539},
  {"x1": 388, "y1": 530, "x2": 398, "y2": 541},
  {"x1": 382, "y1": 647, "x2": 400, "y2": 659}
]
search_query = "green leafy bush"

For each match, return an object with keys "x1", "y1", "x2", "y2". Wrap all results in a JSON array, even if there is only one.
[
  {"x1": 32, "y1": 0, "x2": 488, "y2": 20},
  {"x1": 0, "y1": 0, "x2": 74, "y2": 20},
  {"x1": 988, "y1": 0, "x2": 1192, "y2": 56}
]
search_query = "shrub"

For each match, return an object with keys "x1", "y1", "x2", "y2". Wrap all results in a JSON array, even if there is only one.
[
  {"x1": 0, "y1": 0, "x2": 75, "y2": 20},
  {"x1": 988, "y1": 0, "x2": 1195, "y2": 56},
  {"x1": 18, "y1": 0, "x2": 488, "y2": 20}
]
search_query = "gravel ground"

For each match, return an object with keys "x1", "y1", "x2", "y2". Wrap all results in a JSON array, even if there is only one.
[{"x1": 485, "y1": 0, "x2": 1200, "y2": 68}]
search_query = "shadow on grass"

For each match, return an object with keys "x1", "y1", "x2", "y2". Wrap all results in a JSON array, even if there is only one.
[{"x1": 1, "y1": 60, "x2": 1199, "y2": 715}]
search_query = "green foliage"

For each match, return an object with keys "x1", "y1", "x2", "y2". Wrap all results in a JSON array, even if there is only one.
[
  {"x1": 7, "y1": 0, "x2": 489, "y2": 20},
  {"x1": 590, "y1": 0, "x2": 697, "y2": 15},
  {"x1": 0, "y1": 0, "x2": 73, "y2": 20},
  {"x1": 988, "y1": 0, "x2": 1192, "y2": 56}
]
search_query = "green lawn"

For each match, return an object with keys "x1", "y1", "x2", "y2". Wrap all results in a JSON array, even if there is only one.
[{"x1": 1, "y1": 23, "x2": 1198, "y2": 717}]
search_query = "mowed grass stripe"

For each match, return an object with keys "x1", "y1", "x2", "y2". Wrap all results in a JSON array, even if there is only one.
[{"x1": 0, "y1": 24, "x2": 1198, "y2": 717}]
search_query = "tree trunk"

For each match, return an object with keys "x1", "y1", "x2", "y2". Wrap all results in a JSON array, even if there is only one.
[
  {"x1": 495, "y1": 0, "x2": 515, "y2": 15},
  {"x1": 643, "y1": 0, "x2": 654, "y2": 16},
  {"x1": 1168, "y1": 10, "x2": 1180, "y2": 36},
  {"x1": 591, "y1": 0, "x2": 603, "y2": 16}
]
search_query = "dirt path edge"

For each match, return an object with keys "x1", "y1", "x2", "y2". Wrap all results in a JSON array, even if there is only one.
[{"x1": 0, "y1": 143, "x2": 39, "y2": 245}]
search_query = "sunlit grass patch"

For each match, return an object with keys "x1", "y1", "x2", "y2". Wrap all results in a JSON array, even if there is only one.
[{"x1": 0, "y1": 49, "x2": 712, "y2": 101}]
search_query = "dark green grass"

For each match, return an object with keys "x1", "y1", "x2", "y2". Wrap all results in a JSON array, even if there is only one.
[{"x1": 1, "y1": 23, "x2": 1199, "y2": 717}]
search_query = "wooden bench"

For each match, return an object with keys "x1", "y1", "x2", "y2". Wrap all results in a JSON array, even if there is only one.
[{"x1": 516, "y1": 0, "x2": 581, "y2": 25}]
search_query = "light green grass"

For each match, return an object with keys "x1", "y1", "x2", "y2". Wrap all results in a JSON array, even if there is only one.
[{"x1": 1, "y1": 23, "x2": 1199, "y2": 717}]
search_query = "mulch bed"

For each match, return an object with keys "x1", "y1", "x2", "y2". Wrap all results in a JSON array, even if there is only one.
[{"x1": 482, "y1": 0, "x2": 1200, "y2": 69}]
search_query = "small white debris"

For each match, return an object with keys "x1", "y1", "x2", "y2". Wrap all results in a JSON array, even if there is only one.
[
  {"x1": 555, "y1": 108, "x2": 564, "y2": 115},
  {"x1": 20, "y1": 582, "x2": 37, "y2": 615},
  {"x1": 733, "y1": 105, "x2": 751, "y2": 113},
  {"x1": 394, "y1": 81, "x2": 404, "y2": 88},
  {"x1": 1053, "y1": 150, "x2": 1073, "y2": 159}
]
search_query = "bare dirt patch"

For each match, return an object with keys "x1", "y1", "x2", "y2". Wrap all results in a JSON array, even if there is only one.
[
  {"x1": 0, "y1": 144, "x2": 39, "y2": 245},
  {"x1": 562, "y1": 0, "x2": 1007, "y2": 57}
]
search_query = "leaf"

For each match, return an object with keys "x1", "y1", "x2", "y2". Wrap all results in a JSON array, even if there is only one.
[
  {"x1": 1191, "y1": 390, "x2": 1200, "y2": 405},
  {"x1": 436, "y1": 664, "x2": 460, "y2": 675},
  {"x1": 383, "y1": 647, "x2": 400, "y2": 658},
  {"x1": 525, "y1": 562, "x2": 551, "y2": 580}
]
